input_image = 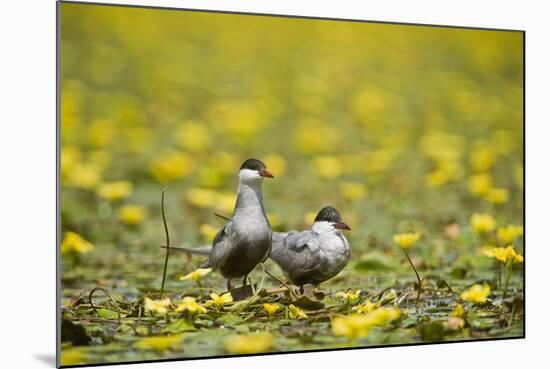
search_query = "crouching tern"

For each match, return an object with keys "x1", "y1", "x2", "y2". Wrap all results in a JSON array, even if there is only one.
[
  {"x1": 270, "y1": 206, "x2": 351, "y2": 293},
  {"x1": 177, "y1": 158, "x2": 274, "y2": 291}
]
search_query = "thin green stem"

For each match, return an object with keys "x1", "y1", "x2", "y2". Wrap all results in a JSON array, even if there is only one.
[
  {"x1": 402, "y1": 248, "x2": 422, "y2": 306},
  {"x1": 160, "y1": 186, "x2": 171, "y2": 299},
  {"x1": 503, "y1": 261, "x2": 512, "y2": 299}
]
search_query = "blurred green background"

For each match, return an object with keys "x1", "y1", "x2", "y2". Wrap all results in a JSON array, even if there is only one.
[{"x1": 59, "y1": 3, "x2": 523, "y2": 363}]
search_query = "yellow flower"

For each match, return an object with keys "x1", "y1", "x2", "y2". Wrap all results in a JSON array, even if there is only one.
[
  {"x1": 332, "y1": 308, "x2": 400, "y2": 342},
  {"x1": 150, "y1": 152, "x2": 193, "y2": 183},
  {"x1": 117, "y1": 204, "x2": 146, "y2": 225},
  {"x1": 87, "y1": 118, "x2": 116, "y2": 147},
  {"x1": 179, "y1": 268, "x2": 212, "y2": 282},
  {"x1": 483, "y1": 245, "x2": 523, "y2": 264},
  {"x1": 267, "y1": 212, "x2": 282, "y2": 229},
  {"x1": 263, "y1": 303, "x2": 281, "y2": 317},
  {"x1": 214, "y1": 192, "x2": 236, "y2": 214},
  {"x1": 332, "y1": 314, "x2": 371, "y2": 341},
  {"x1": 288, "y1": 304, "x2": 308, "y2": 319},
  {"x1": 393, "y1": 232, "x2": 421, "y2": 249},
  {"x1": 185, "y1": 187, "x2": 218, "y2": 208},
  {"x1": 134, "y1": 334, "x2": 183, "y2": 352},
  {"x1": 361, "y1": 307, "x2": 401, "y2": 327},
  {"x1": 265, "y1": 153, "x2": 287, "y2": 176},
  {"x1": 144, "y1": 297, "x2": 171, "y2": 315},
  {"x1": 341, "y1": 182, "x2": 367, "y2": 201},
  {"x1": 335, "y1": 290, "x2": 361, "y2": 304},
  {"x1": 426, "y1": 169, "x2": 450, "y2": 188},
  {"x1": 468, "y1": 173, "x2": 492, "y2": 197},
  {"x1": 96, "y1": 181, "x2": 133, "y2": 201},
  {"x1": 451, "y1": 303, "x2": 465, "y2": 318},
  {"x1": 355, "y1": 300, "x2": 379, "y2": 314},
  {"x1": 225, "y1": 332, "x2": 274, "y2": 354},
  {"x1": 206, "y1": 293, "x2": 233, "y2": 310},
  {"x1": 175, "y1": 120, "x2": 210, "y2": 153},
  {"x1": 304, "y1": 211, "x2": 317, "y2": 225},
  {"x1": 460, "y1": 284, "x2": 491, "y2": 304},
  {"x1": 470, "y1": 213, "x2": 496, "y2": 234},
  {"x1": 293, "y1": 117, "x2": 339, "y2": 155},
  {"x1": 61, "y1": 231, "x2": 95, "y2": 255},
  {"x1": 61, "y1": 348, "x2": 86, "y2": 366},
  {"x1": 199, "y1": 224, "x2": 219, "y2": 243},
  {"x1": 497, "y1": 225, "x2": 524, "y2": 244},
  {"x1": 61, "y1": 146, "x2": 81, "y2": 178},
  {"x1": 64, "y1": 162, "x2": 103, "y2": 190},
  {"x1": 198, "y1": 166, "x2": 226, "y2": 188},
  {"x1": 485, "y1": 187, "x2": 510, "y2": 205},
  {"x1": 312, "y1": 156, "x2": 342, "y2": 179},
  {"x1": 470, "y1": 146, "x2": 496, "y2": 172},
  {"x1": 175, "y1": 296, "x2": 207, "y2": 315}
]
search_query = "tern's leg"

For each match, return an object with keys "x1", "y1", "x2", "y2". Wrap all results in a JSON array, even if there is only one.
[
  {"x1": 227, "y1": 279, "x2": 232, "y2": 292},
  {"x1": 299, "y1": 285, "x2": 304, "y2": 295},
  {"x1": 242, "y1": 274, "x2": 248, "y2": 290}
]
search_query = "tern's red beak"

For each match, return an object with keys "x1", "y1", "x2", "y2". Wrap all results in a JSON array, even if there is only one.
[
  {"x1": 259, "y1": 169, "x2": 274, "y2": 178},
  {"x1": 334, "y1": 221, "x2": 351, "y2": 230}
]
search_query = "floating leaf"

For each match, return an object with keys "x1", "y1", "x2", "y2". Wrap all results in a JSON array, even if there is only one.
[
  {"x1": 354, "y1": 252, "x2": 398, "y2": 272},
  {"x1": 133, "y1": 334, "x2": 183, "y2": 352},
  {"x1": 162, "y1": 318, "x2": 196, "y2": 334}
]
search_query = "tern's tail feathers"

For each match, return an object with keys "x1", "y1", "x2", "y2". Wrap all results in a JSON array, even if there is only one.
[{"x1": 164, "y1": 245, "x2": 212, "y2": 256}]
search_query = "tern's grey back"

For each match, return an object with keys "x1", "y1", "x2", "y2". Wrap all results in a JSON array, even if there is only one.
[{"x1": 270, "y1": 229, "x2": 350, "y2": 286}]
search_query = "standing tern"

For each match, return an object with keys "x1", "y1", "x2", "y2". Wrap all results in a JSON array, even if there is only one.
[
  {"x1": 179, "y1": 158, "x2": 274, "y2": 292},
  {"x1": 269, "y1": 206, "x2": 351, "y2": 294}
]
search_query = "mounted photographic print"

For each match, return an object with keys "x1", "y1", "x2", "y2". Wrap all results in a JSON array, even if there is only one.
[{"x1": 57, "y1": 1, "x2": 525, "y2": 367}]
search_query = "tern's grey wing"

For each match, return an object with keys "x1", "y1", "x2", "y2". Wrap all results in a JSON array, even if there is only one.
[
  {"x1": 202, "y1": 220, "x2": 234, "y2": 269},
  {"x1": 270, "y1": 231, "x2": 322, "y2": 280}
]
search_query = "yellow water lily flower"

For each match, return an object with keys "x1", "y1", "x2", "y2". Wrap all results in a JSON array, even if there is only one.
[
  {"x1": 179, "y1": 268, "x2": 212, "y2": 282},
  {"x1": 288, "y1": 304, "x2": 308, "y2": 319},
  {"x1": 451, "y1": 303, "x2": 465, "y2": 318},
  {"x1": 175, "y1": 296, "x2": 207, "y2": 315},
  {"x1": 312, "y1": 155, "x2": 342, "y2": 179},
  {"x1": 470, "y1": 147, "x2": 496, "y2": 172},
  {"x1": 355, "y1": 300, "x2": 379, "y2": 314},
  {"x1": 460, "y1": 284, "x2": 491, "y2": 304},
  {"x1": 468, "y1": 173, "x2": 492, "y2": 197},
  {"x1": 335, "y1": 290, "x2": 361, "y2": 304},
  {"x1": 470, "y1": 213, "x2": 496, "y2": 234},
  {"x1": 96, "y1": 181, "x2": 133, "y2": 201},
  {"x1": 199, "y1": 224, "x2": 219, "y2": 243},
  {"x1": 61, "y1": 348, "x2": 87, "y2": 366},
  {"x1": 265, "y1": 153, "x2": 287, "y2": 177},
  {"x1": 206, "y1": 293, "x2": 233, "y2": 310},
  {"x1": 144, "y1": 297, "x2": 171, "y2": 315},
  {"x1": 483, "y1": 245, "x2": 523, "y2": 264},
  {"x1": 361, "y1": 307, "x2": 401, "y2": 327},
  {"x1": 497, "y1": 225, "x2": 524, "y2": 244},
  {"x1": 150, "y1": 152, "x2": 193, "y2": 183},
  {"x1": 61, "y1": 231, "x2": 95, "y2": 255},
  {"x1": 185, "y1": 187, "x2": 218, "y2": 208},
  {"x1": 393, "y1": 232, "x2": 421, "y2": 249},
  {"x1": 263, "y1": 303, "x2": 281, "y2": 317},
  {"x1": 133, "y1": 334, "x2": 183, "y2": 352},
  {"x1": 224, "y1": 332, "x2": 274, "y2": 354},
  {"x1": 175, "y1": 120, "x2": 210, "y2": 153},
  {"x1": 117, "y1": 204, "x2": 147, "y2": 225},
  {"x1": 340, "y1": 182, "x2": 368, "y2": 201},
  {"x1": 332, "y1": 314, "x2": 371, "y2": 341},
  {"x1": 485, "y1": 187, "x2": 510, "y2": 205}
]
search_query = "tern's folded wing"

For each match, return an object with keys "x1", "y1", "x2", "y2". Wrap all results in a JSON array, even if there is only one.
[{"x1": 203, "y1": 221, "x2": 233, "y2": 268}]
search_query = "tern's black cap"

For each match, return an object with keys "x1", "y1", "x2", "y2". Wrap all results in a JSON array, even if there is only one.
[
  {"x1": 240, "y1": 158, "x2": 267, "y2": 171},
  {"x1": 314, "y1": 206, "x2": 343, "y2": 223}
]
